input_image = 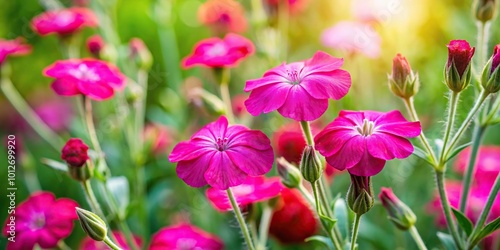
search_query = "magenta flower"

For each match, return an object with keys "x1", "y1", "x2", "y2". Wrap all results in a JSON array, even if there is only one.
[
  {"x1": 80, "y1": 231, "x2": 142, "y2": 250},
  {"x1": 321, "y1": 21, "x2": 381, "y2": 58},
  {"x1": 0, "y1": 38, "x2": 32, "y2": 65},
  {"x1": 143, "y1": 123, "x2": 173, "y2": 156},
  {"x1": 149, "y1": 224, "x2": 224, "y2": 250},
  {"x1": 31, "y1": 7, "x2": 98, "y2": 36},
  {"x1": 455, "y1": 146, "x2": 500, "y2": 189},
  {"x1": 43, "y1": 59, "x2": 126, "y2": 101},
  {"x1": 2, "y1": 192, "x2": 78, "y2": 250},
  {"x1": 86, "y1": 35, "x2": 105, "y2": 58},
  {"x1": 169, "y1": 116, "x2": 274, "y2": 189},
  {"x1": 491, "y1": 44, "x2": 500, "y2": 74},
  {"x1": 447, "y1": 40, "x2": 475, "y2": 77},
  {"x1": 181, "y1": 33, "x2": 255, "y2": 68},
  {"x1": 61, "y1": 138, "x2": 89, "y2": 167},
  {"x1": 206, "y1": 176, "x2": 283, "y2": 211},
  {"x1": 244, "y1": 51, "x2": 351, "y2": 121},
  {"x1": 314, "y1": 110, "x2": 421, "y2": 176}
]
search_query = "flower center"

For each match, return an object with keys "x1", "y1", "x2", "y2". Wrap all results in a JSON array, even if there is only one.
[
  {"x1": 216, "y1": 137, "x2": 229, "y2": 151},
  {"x1": 176, "y1": 238, "x2": 199, "y2": 250},
  {"x1": 70, "y1": 64, "x2": 100, "y2": 81},
  {"x1": 207, "y1": 43, "x2": 228, "y2": 57},
  {"x1": 286, "y1": 69, "x2": 301, "y2": 85},
  {"x1": 355, "y1": 118, "x2": 375, "y2": 136},
  {"x1": 55, "y1": 11, "x2": 75, "y2": 26},
  {"x1": 29, "y1": 214, "x2": 46, "y2": 230}
]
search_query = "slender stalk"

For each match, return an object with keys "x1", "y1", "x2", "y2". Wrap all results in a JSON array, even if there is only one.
[
  {"x1": 443, "y1": 90, "x2": 489, "y2": 160},
  {"x1": 435, "y1": 171, "x2": 465, "y2": 250},
  {"x1": 409, "y1": 226, "x2": 428, "y2": 250},
  {"x1": 350, "y1": 214, "x2": 361, "y2": 250},
  {"x1": 467, "y1": 174, "x2": 500, "y2": 249},
  {"x1": 402, "y1": 97, "x2": 438, "y2": 166},
  {"x1": 104, "y1": 236, "x2": 123, "y2": 250},
  {"x1": 257, "y1": 204, "x2": 274, "y2": 250},
  {"x1": 84, "y1": 97, "x2": 103, "y2": 153},
  {"x1": 476, "y1": 21, "x2": 491, "y2": 70},
  {"x1": 56, "y1": 240, "x2": 71, "y2": 250},
  {"x1": 0, "y1": 76, "x2": 64, "y2": 151},
  {"x1": 81, "y1": 181, "x2": 106, "y2": 221},
  {"x1": 483, "y1": 96, "x2": 500, "y2": 124},
  {"x1": 439, "y1": 91, "x2": 460, "y2": 166},
  {"x1": 300, "y1": 121, "x2": 314, "y2": 146},
  {"x1": 219, "y1": 67, "x2": 234, "y2": 123},
  {"x1": 313, "y1": 182, "x2": 343, "y2": 250},
  {"x1": 298, "y1": 183, "x2": 315, "y2": 206},
  {"x1": 459, "y1": 125, "x2": 486, "y2": 213},
  {"x1": 227, "y1": 188, "x2": 256, "y2": 250},
  {"x1": 250, "y1": 221, "x2": 260, "y2": 248}
]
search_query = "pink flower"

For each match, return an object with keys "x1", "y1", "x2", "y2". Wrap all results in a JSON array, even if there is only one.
[
  {"x1": 447, "y1": 40, "x2": 475, "y2": 78},
  {"x1": 269, "y1": 188, "x2": 317, "y2": 244},
  {"x1": 314, "y1": 110, "x2": 421, "y2": 176},
  {"x1": 31, "y1": 7, "x2": 98, "y2": 36},
  {"x1": 149, "y1": 224, "x2": 224, "y2": 250},
  {"x1": 321, "y1": 21, "x2": 381, "y2": 58},
  {"x1": 0, "y1": 38, "x2": 32, "y2": 65},
  {"x1": 181, "y1": 33, "x2": 255, "y2": 68},
  {"x1": 34, "y1": 99, "x2": 73, "y2": 132},
  {"x1": 231, "y1": 94, "x2": 249, "y2": 118},
  {"x1": 455, "y1": 146, "x2": 500, "y2": 189},
  {"x1": 143, "y1": 123, "x2": 173, "y2": 156},
  {"x1": 2, "y1": 192, "x2": 78, "y2": 250},
  {"x1": 491, "y1": 45, "x2": 500, "y2": 74},
  {"x1": 244, "y1": 51, "x2": 351, "y2": 121},
  {"x1": 43, "y1": 59, "x2": 126, "y2": 101},
  {"x1": 206, "y1": 176, "x2": 283, "y2": 211},
  {"x1": 80, "y1": 231, "x2": 142, "y2": 250},
  {"x1": 61, "y1": 138, "x2": 89, "y2": 167},
  {"x1": 86, "y1": 35, "x2": 105, "y2": 58},
  {"x1": 265, "y1": 0, "x2": 309, "y2": 14},
  {"x1": 169, "y1": 116, "x2": 274, "y2": 189},
  {"x1": 198, "y1": 0, "x2": 247, "y2": 34}
]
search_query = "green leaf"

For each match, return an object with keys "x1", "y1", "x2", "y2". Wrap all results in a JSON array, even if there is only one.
[
  {"x1": 305, "y1": 235, "x2": 334, "y2": 249},
  {"x1": 106, "y1": 176, "x2": 130, "y2": 219},
  {"x1": 452, "y1": 208, "x2": 473, "y2": 236},
  {"x1": 437, "y1": 232, "x2": 456, "y2": 250},
  {"x1": 411, "y1": 146, "x2": 433, "y2": 165},
  {"x1": 445, "y1": 142, "x2": 473, "y2": 163},
  {"x1": 319, "y1": 214, "x2": 337, "y2": 232},
  {"x1": 41, "y1": 158, "x2": 68, "y2": 172},
  {"x1": 330, "y1": 193, "x2": 341, "y2": 213},
  {"x1": 470, "y1": 217, "x2": 500, "y2": 246},
  {"x1": 334, "y1": 198, "x2": 349, "y2": 240}
]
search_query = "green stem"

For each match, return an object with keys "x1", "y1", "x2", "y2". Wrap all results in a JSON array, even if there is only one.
[
  {"x1": 443, "y1": 90, "x2": 489, "y2": 160},
  {"x1": 409, "y1": 226, "x2": 428, "y2": 250},
  {"x1": 300, "y1": 121, "x2": 314, "y2": 146},
  {"x1": 483, "y1": 96, "x2": 500, "y2": 124},
  {"x1": 477, "y1": 21, "x2": 490, "y2": 71},
  {"x1": 350, "y1": 214, "x2": 361, "y2": 250},
  {"x1": 467, "y1": 174, "x2": 500, "y2": 249},
  {"x1": 81, "y1": 181, "x2": 106, "y2": 221},
  {"x1": 219, "y1": 67, "x2": 234, "y2": 124},
  {"x1": 298, "y1": 183, "x2": 315, "y2": 206},
  {"x1": 0, "y1": 75, "x2": 64, "y2": 151},
  {"x1": 56, "y1": 240, "x2": 71, "y2": 250},
  {"x1": 435, "y1": 171, "x2": 465, "y2": 250},
  {"x1": 459, "y1": 125, "x2": 486, "y2": 213},
  {"x1": 104, "y1": 236, "x2": 123, "y2": 250},
  {"x1": 402, "y1": 97, "x2": 438, "y2": 166},
  {"x1": 439, "y1": 91, "x2": 460, "y2": 166},
  {"x1": 313, "y1": 182, "x2": 343, "y2": 250},
  {"x1": 227, "y1": 188, "x2": 256, "y2": 250},
  {"x1": 257, "y1": 204, "x2": 274, "y2": 250},
  {"x1": 84, "y1": 97, "x2": 103, "y2": 153}
]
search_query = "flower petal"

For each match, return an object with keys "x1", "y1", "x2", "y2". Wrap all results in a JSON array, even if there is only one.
[
  {"x1": 245, "y1": 83, "x2": 290, "y2": 116},
  {"x1": 227, "y1": 127, "x2": 272, "y2": 150},
  {"x1": 77, "y1": 80, "x2": 114, "y2": 100},
  {"x1": 315, "y1": 129, "x2": 357, "y2": 157},
  {"x1": 176, "y1": 152, "x2": 215, "y2": 188},
  {"x1": 303, "y1": 51, "x2": 344, "y2": 74},
  {"x1": 277, "y1": 85, "x2": 328, "y2": 121},
  {"x1": 244, "y1": 74, "x2": 287, "y2": 91},
  {"x1": 192, "y1": 116, "x2": 228, "y2": 141},
  {"x1": 51, "y1": 78, "x2": 81, "y2": 96},
  {"x1": 324, "y1": 135, "x2": 365, "y2": 171},
  {"x1": 205, "y1": 152, "x2": 248, "y2": 189},
  {"x1": 347, "y1": 149, "x2": 386, "y2": 176},
  {"x1": 226, "y1": 146, "x2": 274, "y2": 176},
  {"x1": 301, "y1": 70, "x2": 351, "y2": 100},
  {"x1": 169, "y1": 141, "x2": 212, "y2": 162},
  {"x1": 366, "y1": 133, "x2": 414, "y2": 160}
]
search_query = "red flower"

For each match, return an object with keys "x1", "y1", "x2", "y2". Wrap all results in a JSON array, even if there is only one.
[
  {"x1": 31, "y1": 7, "x2": 98, "y2": 36},
  {"x1": 61, "y1": 138, "x2": 89, "y2": 167},
  {"x1": 447, "y1": 40, "x2": 475, "y2": 77},
  {"x1": 2, "y1": 192, "x2": 78, "y2": 250},
  {"x1": 0, "y1": 38, "x2": 32, "y2": 65},
  {"x1": 182, "y1": 33, "x2": 254, "y2": 68},
  {"x1": 269, "y1": 188, "x2": 317, "y2": 244},
  {"x1": 149, "y1": 224, "x2": 224, "y2": 250},
  {"x1": 198, "y1": 0, "x2": 247, "y2": 34},
  {"x1": 80, "y1": 231, "x2": 143, "y2": 250}
]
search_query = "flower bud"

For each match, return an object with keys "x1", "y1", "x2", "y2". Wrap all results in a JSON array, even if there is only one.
[
  {"x1": 61, "y1": 138, "x2": 89, "y2": 168},
  {"x1": 445, "y1": 40, "x2": 475, "y2": 93},
  {"x1": 129, "y1": 38, "x2": 152, "y2": 70},
  {"x1": 481, "y1": 44, "x2": 500, "y2": 93},
  {"x1": 347, "y1": 174, "x2": 374, "y2": 215},
  {"x1": 379, "y1": 187, "x2": 416, "y2": 230},
  {"x1": 388, "y1": 53, "x2": 419, "y2": 99},
  {"x1": 473, "y1": 0, "x2": 498, "y2": 23},
  {"x1": 86, "y1": 35, "x2": 105, "y2": 59},
  {"x1": 277, "y1": 157, "x2": 302, "y2": 188},
  {"x1": 299, "y1": 146, "x2": 323, "y2": 183},
  {"x1": 75, "y1": 207, "x2": 108, "y2": 241}
]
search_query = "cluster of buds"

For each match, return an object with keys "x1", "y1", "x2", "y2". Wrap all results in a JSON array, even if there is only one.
[{"x1": 61, "y1": 138, "x2": 92, "y2": 181}]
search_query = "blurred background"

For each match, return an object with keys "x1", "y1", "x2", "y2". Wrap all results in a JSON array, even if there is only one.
[{"x1": 1, "y1": 0, "x2": 500, "y2": 249}]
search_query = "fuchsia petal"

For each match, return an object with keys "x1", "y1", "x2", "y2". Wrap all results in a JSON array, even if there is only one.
[
  {"x1": 244, "y1": 74, "x2": 287, "y2": 91},
  {"x1": 245, "y1": 83, "x2": 290, "y2": 116},
  {"x1": 169, "y1": 141, "x2": 213, "y2": 162},
  {"x1": 301, "y1": 70, "x2": 351, "y2": 100},
  {"x1": 205, "y1": 152, "x2": 248, "y2": 190},
  {"x1": 44, "y1": 60, "x2": 80, "y2": 77},
  {"x1": 324, "y1": 136, "x2": 366, "y2": 171},
  {"x1": 176, "y1": 152, "x2": 215, "y2": 188},
  {"x1": 277, "y1": 86, "x2": 328, "y2": 121},
  {"x1": 303, "y1": 51, "x2": 344, "y2": 73},
  {"x1": 347, "y1": 149, "x2": 386, "y2": 176},
  {"x1": 193, "y1": 116, "x2": 228, "y2": 141},
  {"x1": 226, "y1": 146, "x2": 274, "y2": 175},
  {"x1": 227, "y1": 127, "x2": 272, "y2": 150},
  {"x1": 366, "y1": 133, "x2": 414, "y2": 160},
  {"x1": 373, "y1": 110, "x2": 421, "y2": 137},
  {"x1": 315, "y1": 129, "x2": 356, "y2": 157},
  {"x1": 51, "y1": 78, "x2": 81, "y2": 96},
  {"x1": 77, "y1": 80, "x2": 114, "y2": 100}
]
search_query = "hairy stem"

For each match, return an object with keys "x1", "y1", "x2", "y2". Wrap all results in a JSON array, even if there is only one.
[
  {"x1": 435, "y1": 171, "x2": 464, "y2": 250},
  {"x1": 350, "y1": 214, "x2": 361, "y2": 250},
  {"x1": 409, "y1": 226, "x2": 428, "y2": 250},
  {"x1": 227, "y1": 188, "x2": 256, "y2": 250}
]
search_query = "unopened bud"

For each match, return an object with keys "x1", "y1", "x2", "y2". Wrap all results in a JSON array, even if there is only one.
[
  {"x1": 129, "y1": 38, "x2": 152, "y2": 70},
  {"x1": 61, "y1": 138, "x2": 89, "y2": 168},
  {"x1": 299, "y1": 146, "x2": 323, "y2": 183},
  {"x1": 481, "y1": 44, "x2": 500, "y2": 93},
  {"x1": 379, "y1": 187, "x2": 416, "y2": 230},
  {"x1": 388, "y1": 54, "x2": 419, "y2": 98},
  {"x1": 277, "y1": 157, "x2": 302, "y2": 188},
  {"x1": 75, "y1": 207, "x2": 108, "y2": 241},
  {"x1": 445, "y1": 40, "x2": 475, "y2": 93},
  {"x1": 86, "y1": 35, "x2": 105, "y2": 59},
  {"x1": 473, "y1": 0, "x2": 498, "y2": 23},
  {"x1": 347, "y1": 174, "x2": 374, "y2": 215}
]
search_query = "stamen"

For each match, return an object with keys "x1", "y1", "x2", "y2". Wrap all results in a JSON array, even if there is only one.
[{"x1": 355, "y1": 119, "x2": 375, "y2": 136}]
